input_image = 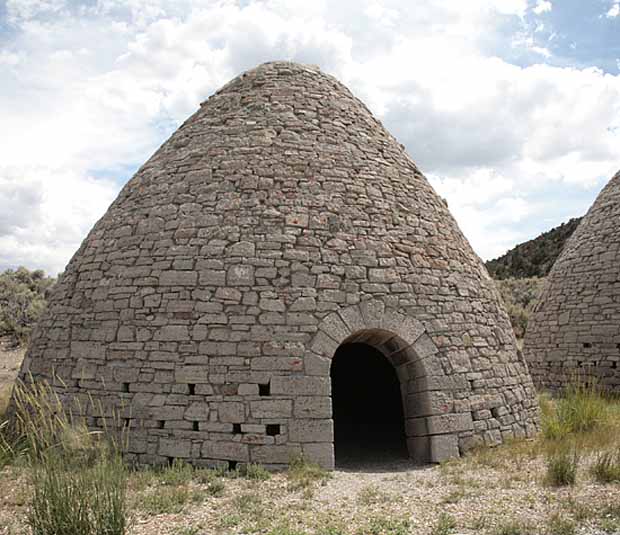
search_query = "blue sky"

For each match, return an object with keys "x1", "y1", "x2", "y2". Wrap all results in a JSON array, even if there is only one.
[{"x1": 0, "y1": 0, "x2": 618, "y2": 274}]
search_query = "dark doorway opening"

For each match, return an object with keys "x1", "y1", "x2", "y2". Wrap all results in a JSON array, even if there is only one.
[{"x1": 331, "y1": 342, "x2": 408, "y2": 467}]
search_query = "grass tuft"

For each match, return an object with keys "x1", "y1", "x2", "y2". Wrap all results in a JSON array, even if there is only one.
[
  {"x1": 545, "y1": 443, "x2": 579, "y2": 487},
  {"x1": 287, "y1": 455, "x2": 330, "y2": 492},
  {"x1": 590, "y1": 448, "x2": 620, "y2": 483}
]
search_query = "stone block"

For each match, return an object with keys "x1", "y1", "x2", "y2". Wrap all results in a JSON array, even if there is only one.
[
  {"x1": 288, "y1": 419, "x2": 333, "y2": 442},
  {"x1": 251, "y1": 444, "x2": 300, "y2": 464},
  {"x1": 250, "y1": 399, "x2": 292, "y2": 418},
  {"x1": 159, "y1": 438, "x2": 191, "y2": 458},
  {"x1": 429, "y1": 434, "x2": 459, "y2": 463},
  {"x1": 185, "y1": 402, "x2": 209, "y2": 420},
  {"x1": 159, "y1": 271, "x2": 197, "y2": 286},
  {"x1": 218, "y1": 402, "x2": 245, "y2": 423},
  {"x1": 202, "y1": 441, "x2": 249, "y2": 462},
  {"x1": 294, "y1": 396, "x2": 332, "y2": 418},
  {"x1": 271, "y1": 376, "x2": 330, "y2": 396},
  {"x1": 302, "y1": 442, "x2": 334, "y2": 470},
  {"x1": 227, "y1": 265, "x2": 255, "y2": 286}
]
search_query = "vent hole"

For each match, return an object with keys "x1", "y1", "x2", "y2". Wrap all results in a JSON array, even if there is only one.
[
  {"x1": 193, "y1": 421, "x2": 199, "y2": 431},
  {"x1": 188, "y1": 383, "x2": 196, "y2": 395},
  {"x1": 233, "y1": 423, "x2": 242, "y2": 434},
  {"x1": 122, "y1": 383, "x2": 130, "y2": 393},
  {"x1": 266, "y1": 424, "x2": 280, "y2": 436},
  {"x1": 583, "y1": 343, "x2": 592, "y2": 349},
  {"x1": 167, "y1": 457, "x2": 175, "y2": 467},
  {"x1": 228, "y1": 460, "x2": 238, "y2": 471},
  {"x1": 123, "y1": 418, "x2": 131, "y2": 428},
  {"x1": 157, "y1": 420, "x2": 165, "y2": 429},
  {"x1": 259, "y1": 383, "x2": 270, "y2": 396}
]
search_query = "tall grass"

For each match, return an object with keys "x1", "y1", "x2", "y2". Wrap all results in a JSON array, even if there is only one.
[
  {"x1": 590, "y1": 449, "x2": 620, "y2": 483},
  {"x1": 540, "y1": 382, "x2": 610, "y2": 441},
  {"x1": 545, "y1": 443, "x2": 579, "y2": 487},
  {"x1": 5, "y1": 379, "x2": 129, "y2": 535}
]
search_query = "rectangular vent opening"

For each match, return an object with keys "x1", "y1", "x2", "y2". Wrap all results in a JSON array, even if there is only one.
[
  {"x1": 122, "y1": 383, "x2": 130, "y2": 393},
  {"x1": 266, "y1": 424, "x2": 280, "y2": 436},
  {"x1": 157, "y1": 420, "x2": 165, "y2": 429},
  {"x1": 233, "y1": 423, "x2": 242, "y2": 434},
  {"x1": 167, "y1": 457, "x2": 175, "y2": 467},
  {"x1": 259, "y1": 382, "x2": 270, "y2": 396},
  {"x1": 583, "y1": 343, "x2": 592, "y2": 349},
  {"x1": 193, "y1": 421, "x2": 199, "y2": 431},
  {"x1": 228, "y1": 460, "x2": 238, "y2": 471},
  {"x1": 188, "y1": 383, "x2": 196, "y2": 395},
  {"x1": 123, "y1": 418, "x2": 131, "y2": 428}
]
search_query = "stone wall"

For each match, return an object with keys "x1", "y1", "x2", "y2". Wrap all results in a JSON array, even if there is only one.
[
  {"x1": 524, "y1": 170, "x2": 620, "y2": 392},
  {"x1": 19, "y1": 62, "x2": 538, "y2": 469}
]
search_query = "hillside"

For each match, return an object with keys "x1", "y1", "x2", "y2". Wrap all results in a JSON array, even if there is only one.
[{"x1": 486, "y1": 217, "x2": 582, "y2": 279}]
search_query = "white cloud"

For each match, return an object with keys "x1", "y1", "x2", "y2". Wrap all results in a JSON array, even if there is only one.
[
  {"x1": 607, "y1": 3, "x2": 620, "y2": 18},
  {"x1": 533, "y1": 1, "x2": 552, "y2": 15},
  {"x1": 0, "y1": 0, "x2": 619, "y2": 272}
]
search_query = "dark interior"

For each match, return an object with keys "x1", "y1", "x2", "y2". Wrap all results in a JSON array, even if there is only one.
[{"x1": 330, "y1": 342, "x2": 408, "y2": 467}]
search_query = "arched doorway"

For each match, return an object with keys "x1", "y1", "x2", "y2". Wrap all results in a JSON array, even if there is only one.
[{"x1": 330, "y1": 341, "x2": 408, "y2": 466}]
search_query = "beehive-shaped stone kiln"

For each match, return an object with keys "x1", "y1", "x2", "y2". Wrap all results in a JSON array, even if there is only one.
[
  {"x1": 18, "y1": 62, "x2": 538, "y2": 469},
  {"x1": 524, "y1": 170, "x2": 620, "y2": 393}
]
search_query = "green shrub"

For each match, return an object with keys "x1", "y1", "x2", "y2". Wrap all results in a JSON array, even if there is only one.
[
  {"x1": 0, "y1": 267, "x2": 55, "y2": 344},
  {"x1": 541, "y1": 382, "x2": 609, "y2": 440},
  {"x1": 287, "y1": 455, "x2": 330, "y2": 491},
  {"x1": 138, "y1": 486, "x2": 191, "y2": 515},
  {"x1": 431, "y1": 512, "x2": 457, "y2": 535},
  {"x1": 494, "y1": 277, "x2": 544, "y2": 338},
  {"x1": 545, "y1": 444, "x2": 579, "y2": 487},
  {"x1": 590, "y1": 449, "x2": 620, "y2": 483},
  {"x1": 493, "y1": 520, "x2": 533, "y2": 535},
  {"x1": 547, "y1": 513, "x2": 576, "y2": 535},
  {"x1": 239, "y1": 462, "x2": 271, "y2": 481}
]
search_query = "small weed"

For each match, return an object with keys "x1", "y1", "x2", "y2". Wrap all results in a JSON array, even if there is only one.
[
  {"x1": 158, "y1": 459, "x2": 194, "y2": 486},
  {"x1": 357, "y1": 484, "x2": 389, "y2": 505},
  {"x1": 545, "y1": 444, "x2": 579, "y2": 487},
  {"x1": 590, "y1": 448, "x2": 620, "y2": 483},
  {"x1": 207, "y1": 479, "x2": 225, "y2": 497},
  {"x1": 441, "y1": 487, "x2": 466, "y2": 504},
  {"x1": 359, "y1": 515, "x2": 410, "y2": 535},
  {"x1": 138, "y1": 486, "x2": 191, "y2": 515},
  {"x1": 287, "y1": 455, "x2": 330, "y2": 491},
  {"x1": 233, "y1": 492, "x2": 264, "y2": 519},
  {"x1": 239, "y1": 462, "x2": 271, "y2": 481},
  {"x1": 494, "y1": 519, "x2": 533, "y2": 535},
  {"x1": 174, "y1": 526, "x2": 202, "y2": 535},
  {"x1": 547, "y1": 513, "x2": 576, "y2": 535},
  {"x1": 431, "y1": 512, "x2": 457, "y2": 535}
]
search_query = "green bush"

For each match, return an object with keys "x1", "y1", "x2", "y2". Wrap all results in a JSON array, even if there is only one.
[
  {"x1": 0, "y1": 266, "x2": 55, "y2": 343},
  {"x1": 541, "y1": 382, "x2": 609, "y2": 440},
  {"x1": 494, "y1": 277, "x2": 544, "y2": 338},
  {"x1": 590, "y1": 449, "x2": 620, "y2": 483},
  {"x1": 545, "y1": 444, "x2": 579, "y2": 487}
]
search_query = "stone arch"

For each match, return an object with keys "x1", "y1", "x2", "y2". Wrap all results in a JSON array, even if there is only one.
[{"x1": 306, "y1": 300, "x2": 469, "y2": 468}]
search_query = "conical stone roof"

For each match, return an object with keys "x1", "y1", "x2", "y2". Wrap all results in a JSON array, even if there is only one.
[
  {"x1": 19, "y1": 62, "x2": 538, "y2": 468},
  {"x1": 524, "y1": 170, "x2": 620, "y2": 392}
]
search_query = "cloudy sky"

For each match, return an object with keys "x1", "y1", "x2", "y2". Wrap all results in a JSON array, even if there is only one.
[{"x1": 1, "y1": 0, "x2": 619, "y2": 275}]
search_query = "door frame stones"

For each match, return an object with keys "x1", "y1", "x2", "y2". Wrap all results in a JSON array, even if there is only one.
[{"x1": 304, "y1": 300, "x2": 469, "y2": 468}]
